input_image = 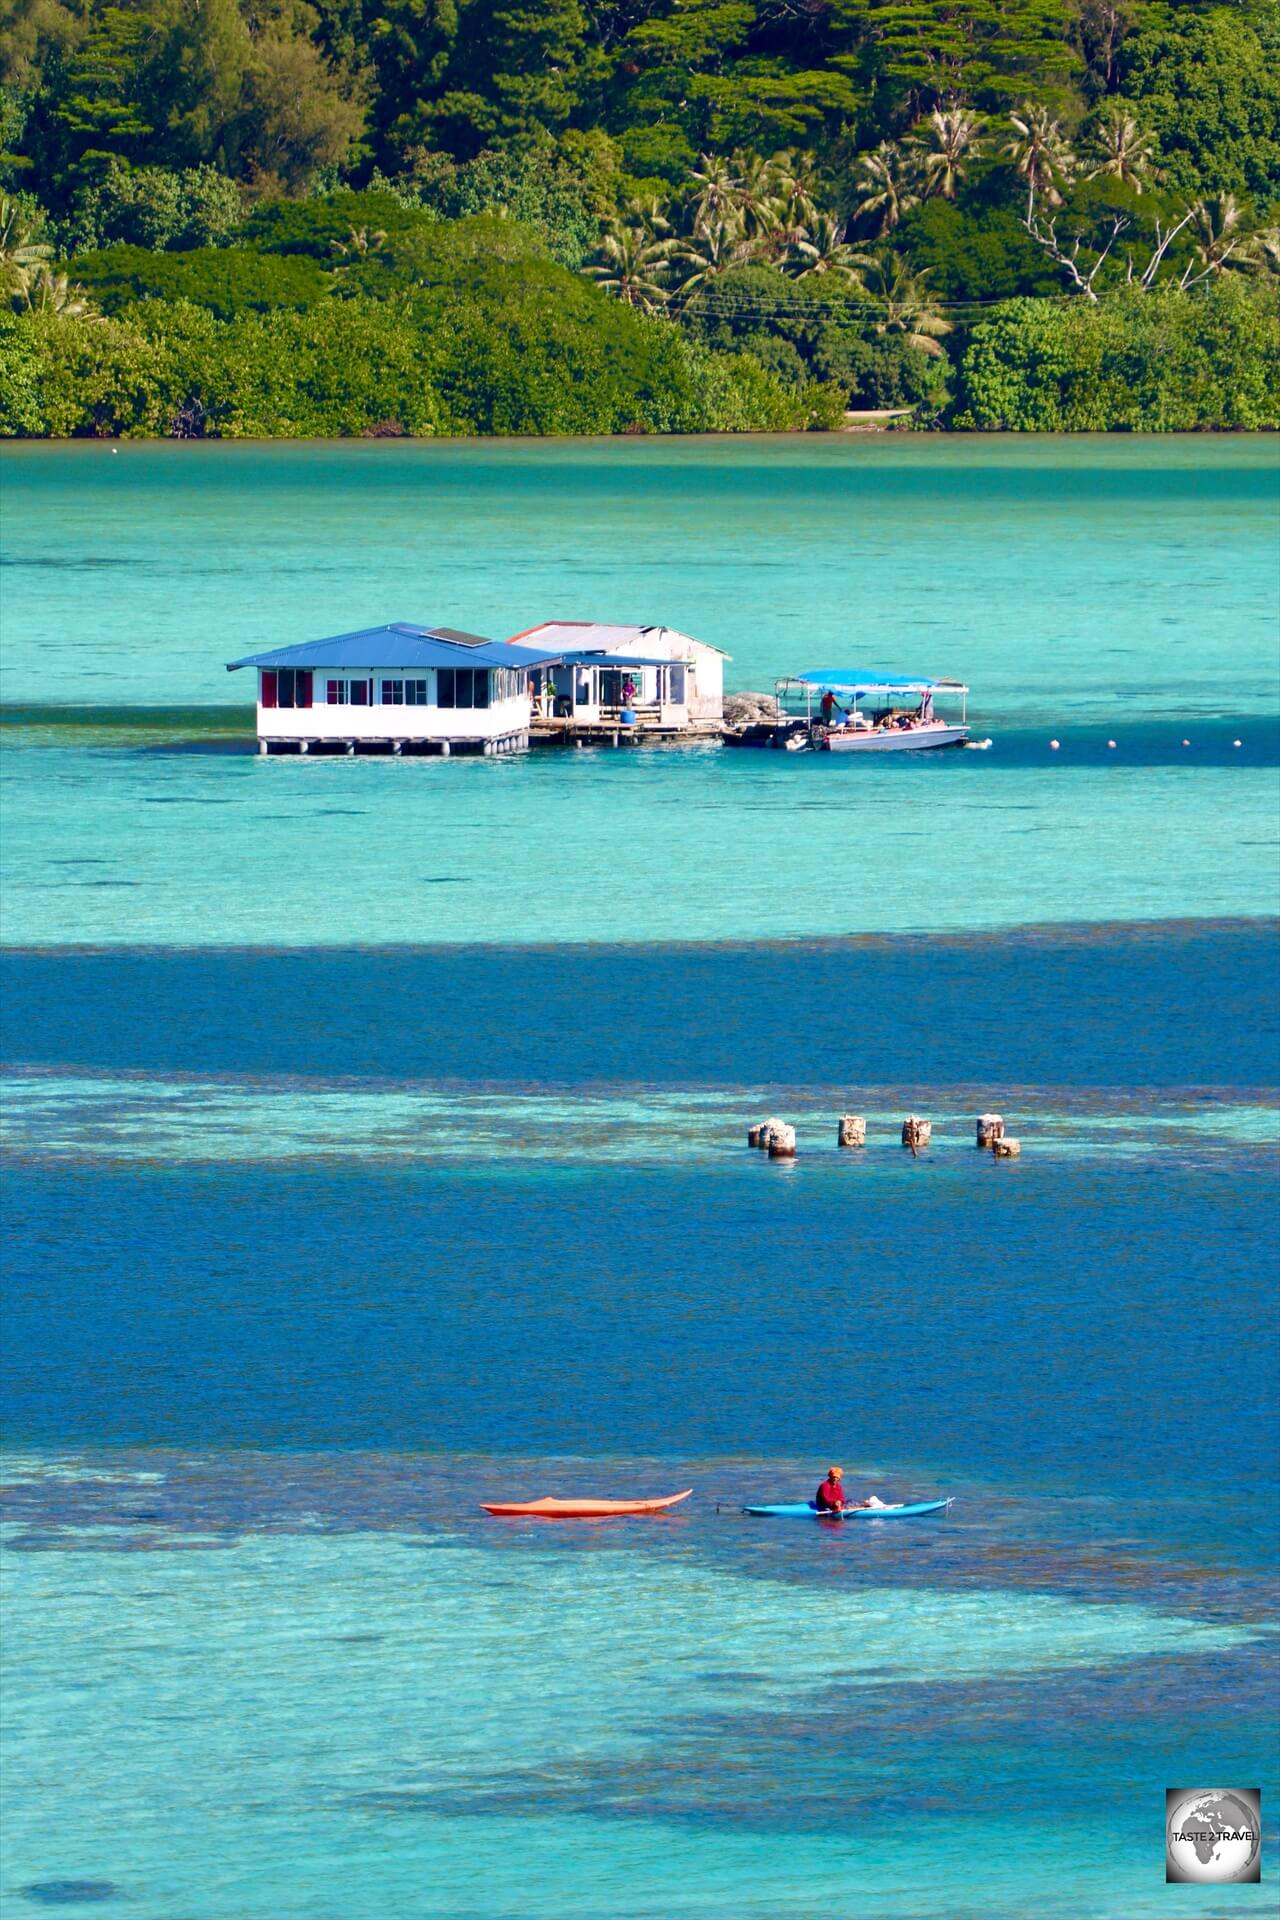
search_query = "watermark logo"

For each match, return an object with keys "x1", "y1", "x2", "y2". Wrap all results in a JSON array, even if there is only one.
[{"x1": 1166, "y1": 1789, "x2": 1261, "y2": 1884}]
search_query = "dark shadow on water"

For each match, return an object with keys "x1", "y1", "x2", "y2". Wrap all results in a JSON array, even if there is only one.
[
  {"x1": 3, "y1": 920, "x2": 1275, "y2": 1090},
  {"x1": 21, "y1": 1884, "x2": 121, "y2": 1906}
]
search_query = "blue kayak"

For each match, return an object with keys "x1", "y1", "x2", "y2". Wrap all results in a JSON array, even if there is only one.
[{"x1": 743, "y1": 1499, "x2": 952, "y2": 1519}]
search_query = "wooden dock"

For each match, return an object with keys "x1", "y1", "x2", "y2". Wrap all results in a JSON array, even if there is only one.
[
  {"x1": 530, "y1": 718, "x2": 722, "y2": 748},
  {"x1": 258, "y1": 732, "x2": 529, "y2": 757}
]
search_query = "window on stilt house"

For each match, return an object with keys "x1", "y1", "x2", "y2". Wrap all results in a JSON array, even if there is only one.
[
  {"x1": 437, "y1": 669, "x2": 490, "y2": 710},
  {"x1": 262, "y1": 669, "x2": 312, "y2": 709}
]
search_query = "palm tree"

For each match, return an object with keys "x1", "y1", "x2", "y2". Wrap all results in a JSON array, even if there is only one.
[
  {"x1": 1087, "y1": 111, "x2": 1158, "y2": 191},
  {"x1": 863, "y1": 254, "x2": 953, "y2": 356},
  {"x1": 851, "y1": 143, "x2": 920, "y2": 237},
  {"x1": 23, "y1": 268, "x2": 99, "y2": 319},
  {"x1": 331, "y1": 226, "x2": 388, "y2": 262},
  {"x1": 585, "y1": 221, "x2": 674, "y2": 312},
  {"x1": 1257, "y1": 226, "x2": 1280, "y2": 277},
  {"x1": 767, "y1": 150, "x2": 820, "y2": 233},
  {"x1": 688, "y1": 155, "x2": 743, "y2": 238},
  {"x1": 726, "y1": 151, "x2": 790, "y2": 243},
  {"x1": 1, "y1": 196, "x2": 54, "y2": 303},
  {"x1": 623, "y1": 194, "x2": 673, "y2": 237},
  {"x1": 1185, "y1": 195, "x2": 1262, "y2": 276},
  {"x1": 790, "y1": 215, "x2": 874, "y2": 283},
  {"x1": 672, "y1": 218, "x2": 754, "y2": 302},
  {"x1": 1003, "y1": 104, "x2": 1075, "y2": 219},
  {"x1": 912, "y1": 109, "x2": 985, "y2": 202}
]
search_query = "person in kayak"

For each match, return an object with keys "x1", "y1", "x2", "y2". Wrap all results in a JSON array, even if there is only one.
[{"x1": 815, "y1": 1466, "x2": 851, "y2": 1512}]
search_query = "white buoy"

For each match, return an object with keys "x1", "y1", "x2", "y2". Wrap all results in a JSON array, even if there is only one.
[
  {"x1": 1107, "y1": 740, "x2": 1116, "y2": 749},
  {"x1": 1234, "y1": 739, "x2": 1242, "y2": 748},
  {"x1": 1183, "y1": 739, "x2": 1191, "y2": 748},
  {"x1": 1049, "y1": 739, "x2": 1060, "y2": 750}
]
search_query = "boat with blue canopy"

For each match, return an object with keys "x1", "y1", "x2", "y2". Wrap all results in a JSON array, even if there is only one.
[{"x1": 726, "y1": 670, "x2": 971, "y2": 753}]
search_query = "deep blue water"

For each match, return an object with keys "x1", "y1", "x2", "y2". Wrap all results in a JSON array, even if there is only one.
[
  {"x1": 3, "y1": 921, "x2": 1276, "y2": 1089},
  {"x1": 6, "y1": 1155, "x2": 1277, "y2": 1498},
  {"x1": 3, "y1": 440, "x2": 1278, "y2": 1918},
  {"x1": 4, "y1": 923, "x2": 1277, "y2": 1550}
]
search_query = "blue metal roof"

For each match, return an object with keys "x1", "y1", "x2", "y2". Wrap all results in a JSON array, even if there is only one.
[
  {"x1": 227, "y1": 624, "x2": 561, "y2": 673},
  {"x1": 791, "y1": 670, "x2": 968, "y2": 694}
]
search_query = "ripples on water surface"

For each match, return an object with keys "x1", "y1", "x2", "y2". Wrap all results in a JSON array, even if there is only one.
[
  {"x1": 3, "y1": 737, "x2": 1280, "y2": 944},
  {"x1": 1, "y1": 441, "x2": 1277, "y2": 1917},
  {"x1": 3, "y1": 437, "x2": 1279, "y2": 718}
]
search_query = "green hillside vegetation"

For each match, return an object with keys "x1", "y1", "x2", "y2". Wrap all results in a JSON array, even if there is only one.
[{"x1": 1, "y1": 0, "x2": 1277, "y2": 433}]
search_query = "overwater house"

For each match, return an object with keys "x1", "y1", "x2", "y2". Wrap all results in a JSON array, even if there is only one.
[
  {"x1": 226, "y1": 623, "x2": 560, "y2": 756},
  {"x1": 508, "y1": 622, "x2": 728, "y2": 741}
]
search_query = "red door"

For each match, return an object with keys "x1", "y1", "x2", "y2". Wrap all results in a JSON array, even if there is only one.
[{"x1": 261, "y1": 671, "x2": 277, "y2": 708}]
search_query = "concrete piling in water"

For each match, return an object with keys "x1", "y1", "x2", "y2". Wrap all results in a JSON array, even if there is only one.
[
  {"x1": 993, "y1": 1137, "x2": 1021, "y2": 1158},
  {"x1": 748, "y1": 1118, "x2": 785, "y2": 1150},
  {"x1": 901, "y1": 1116, "x2": 931, "y2": 1155},
  {"x1": 767, "y1": 1123, "x2": 797, "y2": 1160},
  {"x1": 837, "y1": 1114, "x2": 866, "y2": 1148},
  {"x1": 976, "y1": 1113, "x2": 1004, "y2": 1149}
]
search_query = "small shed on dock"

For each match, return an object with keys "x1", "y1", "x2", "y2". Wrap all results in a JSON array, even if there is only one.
[
  {"x1": 507, "y1": 622, "x2": 728, "y2": 735},
  {"x1": 226, "y1": 623, "x2": 559, "y2": 756}
]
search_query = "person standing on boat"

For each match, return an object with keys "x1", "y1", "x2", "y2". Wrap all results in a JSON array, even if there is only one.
[
  {"x1": 815, "y1": 1465, "x2": 850, "y2": 1512},
  {"x1": 819, "y1": 689, "x2": 844, "y2": 727}
]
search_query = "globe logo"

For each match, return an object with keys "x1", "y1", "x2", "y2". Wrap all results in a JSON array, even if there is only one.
[{"x1": 1165, "y1": 1789, "x2": 1261, "y2": 1883}]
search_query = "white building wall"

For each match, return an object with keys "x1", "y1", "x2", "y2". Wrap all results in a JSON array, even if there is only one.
[
  {"x1": 634, "y1": 631, "x2": 724, "y2": 721},
  {"x1": 513, "y1": 624, "x2": 727, "y2": 725},
  {"x1": 256, "y1": 668, "x2": 531, "y2": 741},
  {"x1": 681, "y1": 642, "x2": 724, "y2": 720}
]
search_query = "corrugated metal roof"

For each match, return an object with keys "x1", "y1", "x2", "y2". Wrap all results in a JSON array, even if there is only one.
[
  {"x1": 227, "y1": 624, "x2": 560, "y2": 672},
  {"x1": 507, "y1": 621, "x2": 730, "y2": 658}
]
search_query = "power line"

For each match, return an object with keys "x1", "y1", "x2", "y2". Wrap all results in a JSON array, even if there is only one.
[{"x1": 651, "y1": 287, "x2": 1118, "y2": 312}]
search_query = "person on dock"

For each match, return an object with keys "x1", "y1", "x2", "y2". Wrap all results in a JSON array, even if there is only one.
[{"x1": 815, "y1": 1466, "x2": 850, "y2": 1512}]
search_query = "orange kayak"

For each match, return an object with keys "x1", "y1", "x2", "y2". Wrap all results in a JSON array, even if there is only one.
[{"x1": 480, "y1": 1489, "x2": 693, "y2": 1519}]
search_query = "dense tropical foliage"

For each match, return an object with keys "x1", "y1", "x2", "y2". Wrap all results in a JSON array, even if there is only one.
[{"x1": 1, "y1": 0, "x2": 1277, "y2": 432}]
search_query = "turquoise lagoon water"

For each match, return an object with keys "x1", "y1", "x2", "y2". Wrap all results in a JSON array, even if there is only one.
[
  {"x1": 1, "y1": 1512, "x2": 1269, "y2": 1919},
  {"x1": 2, "y1": 436, "x2": 1279, "y2": 720},
  {"x1": 3, "y1": 437, "x2": 1279, "y2": 946},
  {"x1": 2, "y1": 439, "x2": 1278, "y2": 1918},
  {"x1": 3, "y1": 745, "x2": 1279, "y2": 944}
]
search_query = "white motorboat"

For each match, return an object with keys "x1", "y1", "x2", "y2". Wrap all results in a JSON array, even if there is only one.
[{"x1": 726, "y1": 670, "x2": 972, "y2": 752}]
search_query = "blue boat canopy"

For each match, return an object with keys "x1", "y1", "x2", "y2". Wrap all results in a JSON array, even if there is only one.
[
  {"x1": 790, "y1": 670, "x2": 969, "y2": 695},
  {"x1": 227, "y1": 624, "x2": 562, "y2": 673}
]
